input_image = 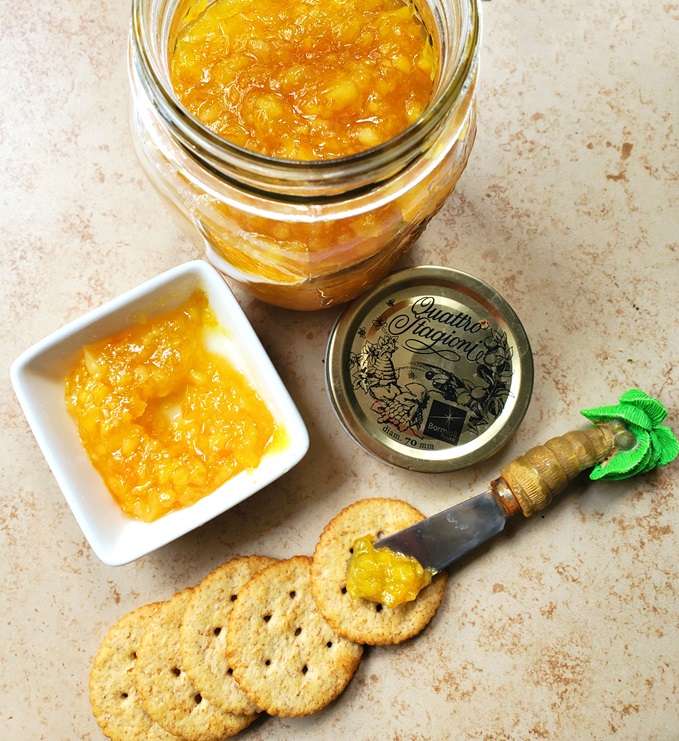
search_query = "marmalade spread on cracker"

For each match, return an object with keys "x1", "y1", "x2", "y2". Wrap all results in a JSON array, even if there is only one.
[
  {"x1": 65, "y1": 290, "x2": 278, "y2": 522},
  {"x1": 346, "y1": 535, "x2": 434, "y2": 607}
]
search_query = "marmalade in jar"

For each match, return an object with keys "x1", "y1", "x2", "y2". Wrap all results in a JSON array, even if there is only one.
[
  {"x1": 64, "y1": 291, "x2": 277, "y2": 522},
  {"x1": 170, "y1": 0, "x2": 437, "y2": 159},
  {"x1": 346, "y1": 535, "x2": 434, "y2": 607},
  {"x1": 130, "y1": 0, "x2": 478, "y2": 309}
]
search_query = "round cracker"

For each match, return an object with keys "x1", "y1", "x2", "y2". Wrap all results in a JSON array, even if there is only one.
[
  {"x1": 134, "y1": 588, "x2": 257, "y2": 741},
  {"x1": 311, "y1": 498, "x2": 447, "y2": 646},
  {"x1": 180, "y1": 555, "x2": 277, "y2": 715},
  {"x1": 89, "y1": 602, "x2": 183, "y2": 741},
  {"x1": 226, "y1": 555, "x2": 363, "y2": 718}
]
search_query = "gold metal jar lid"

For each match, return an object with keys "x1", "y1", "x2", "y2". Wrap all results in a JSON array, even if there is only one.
[{"x1": 325, "y1": 266, "x2": 533, "y2": 472}]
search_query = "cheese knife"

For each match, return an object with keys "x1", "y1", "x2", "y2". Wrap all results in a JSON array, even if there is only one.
[{"x1": 375, "y1": 391, "x2": 678, "y2": 572}]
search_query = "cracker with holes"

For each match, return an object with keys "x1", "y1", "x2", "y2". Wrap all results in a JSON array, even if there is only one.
[
  {"x1": 226, "y1": 555, "x2": 363, "y2": 717},
  {"x1": 90, "y1": 602, "x2": 182, "y2": 741},
  {"x1": 134, "y1": 587, "x2": 257, "y2": 741},
  {"x1": 311, "y1": 498, "x2": 447, "y2": 646},
  {"x1": 180, "y1": 555, "x2": 277, "y2": 715}
]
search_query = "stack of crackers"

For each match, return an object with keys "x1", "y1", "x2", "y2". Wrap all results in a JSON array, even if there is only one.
[{"x1": 90, "y1": 498, "x2": 448, "y2": 740}]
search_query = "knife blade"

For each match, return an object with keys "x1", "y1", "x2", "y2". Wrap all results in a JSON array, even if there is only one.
[
  {"x1": 375, "y1": 486, "x2": 514, "y2": 572},
  {"x1": 374, "y1": 422, "x2": 624, "y2": 572}
]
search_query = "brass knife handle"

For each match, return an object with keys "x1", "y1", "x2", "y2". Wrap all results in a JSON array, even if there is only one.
[{"x1": 499, "y1": 424, "x2": 618, "y2": 517}]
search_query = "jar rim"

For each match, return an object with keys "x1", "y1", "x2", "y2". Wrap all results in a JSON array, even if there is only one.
[{"x1": 130, "y1": 0, "x2": 481, "y2": 196}]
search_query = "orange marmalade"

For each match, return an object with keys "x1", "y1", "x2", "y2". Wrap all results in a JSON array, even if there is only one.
[
  {"x1": 346, "y1": 535, "x2": 433, "y2": 607},
  {"x1": 64, "y1": 291, "x2": 277, "y2": 522},
  {"x1": 170, "y1": 0, "x2": 437, "y2": 159}
]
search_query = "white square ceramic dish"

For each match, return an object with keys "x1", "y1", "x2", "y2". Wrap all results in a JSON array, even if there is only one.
[{"x1": 10, "y1": 260, "x2": 309, "y2": 566}]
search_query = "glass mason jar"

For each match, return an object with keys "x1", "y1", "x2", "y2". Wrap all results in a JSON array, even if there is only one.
[{"x1": 129, "y1": 0, "x2": 481, "y2": 310}]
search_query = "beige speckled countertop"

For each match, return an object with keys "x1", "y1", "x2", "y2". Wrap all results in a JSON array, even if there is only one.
[{"x1": 2, "y1": 1, "x2": 678, "y2": 739}]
